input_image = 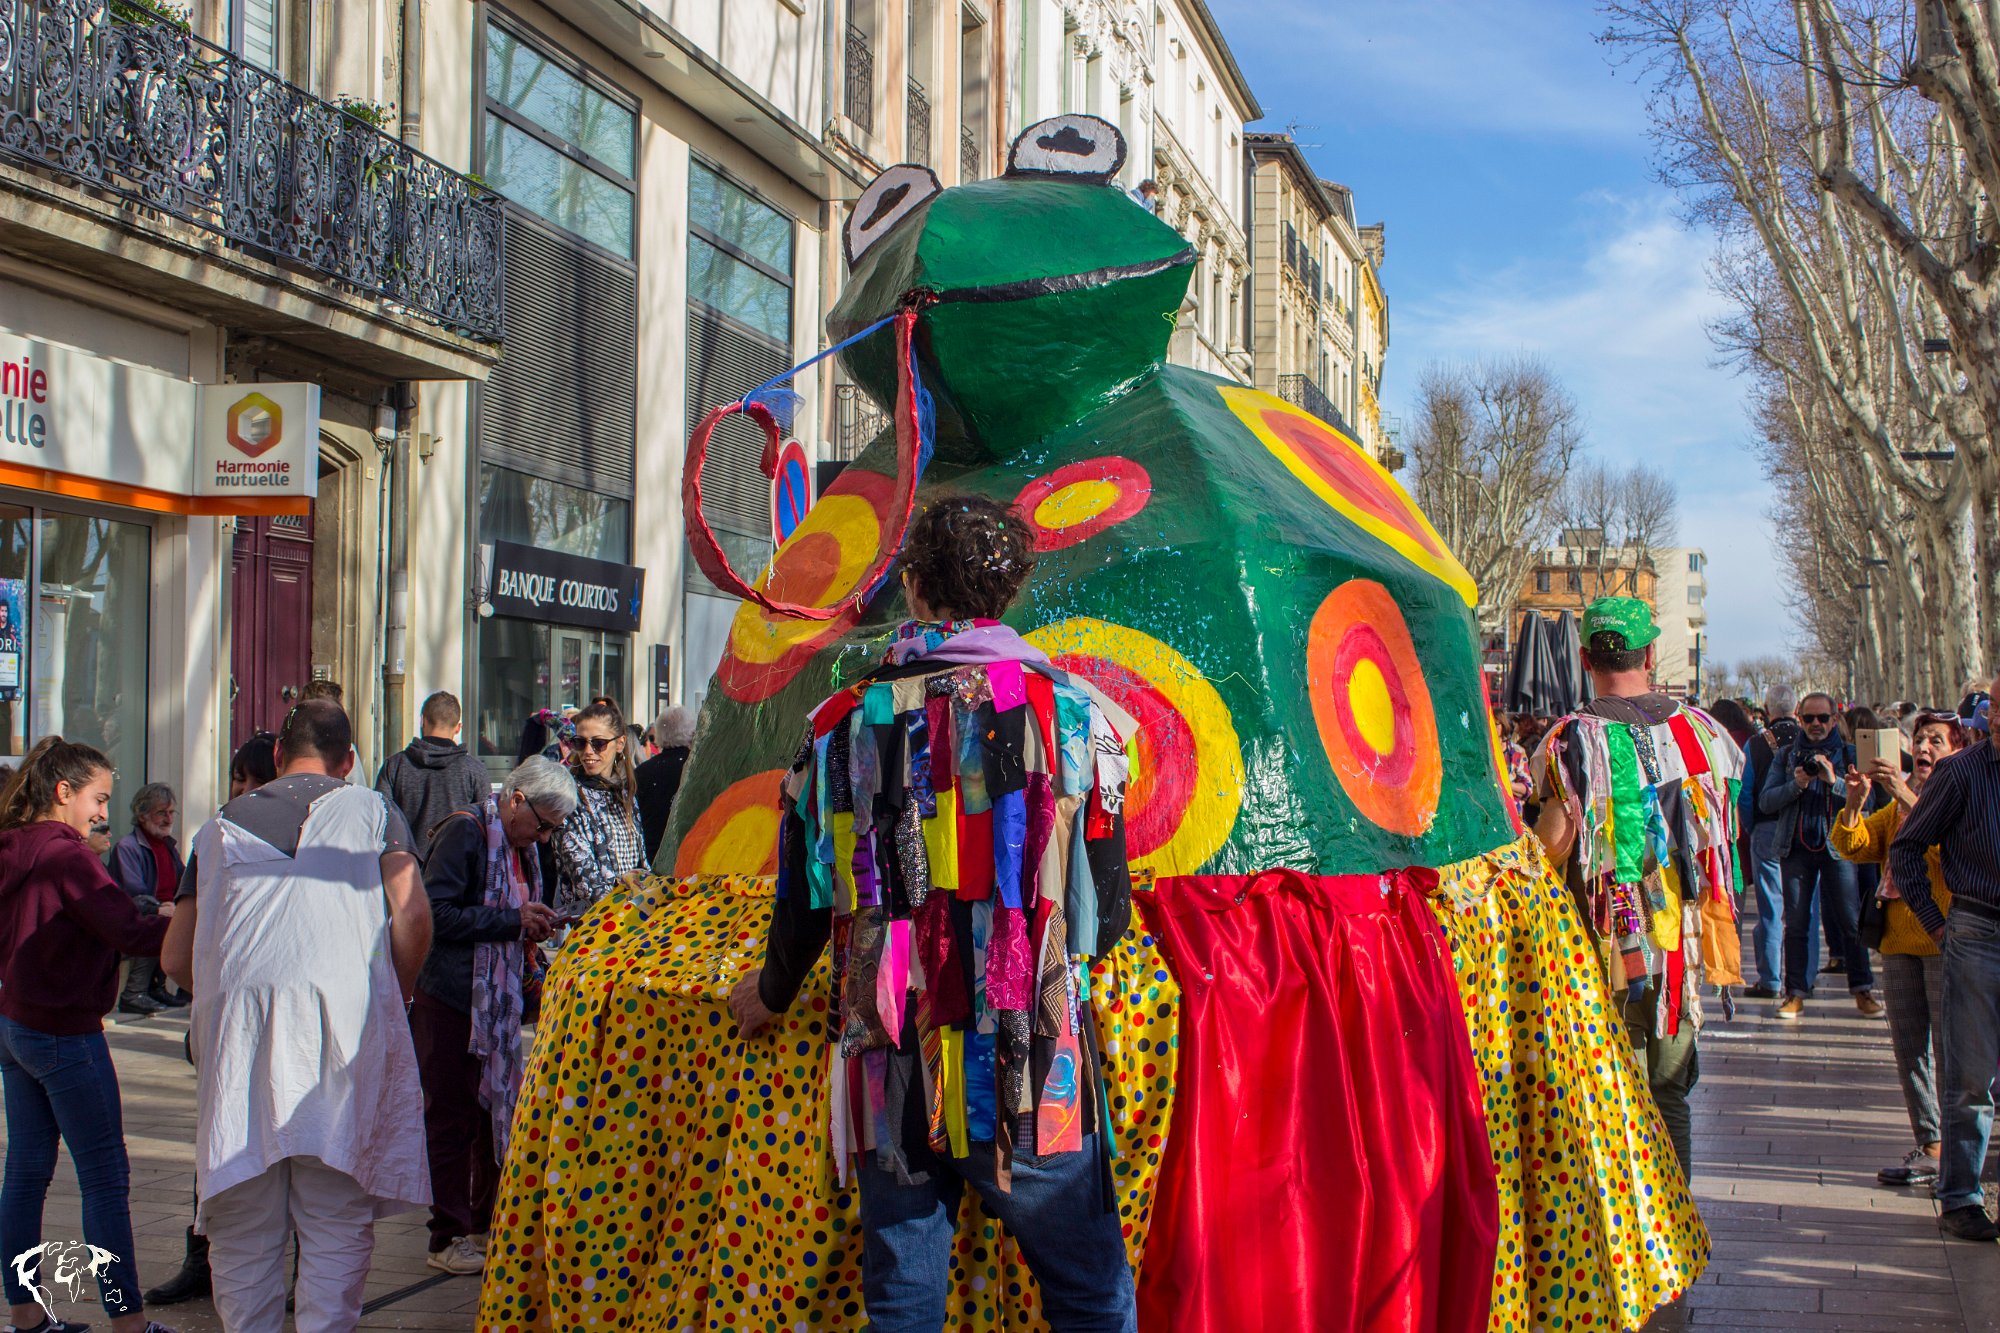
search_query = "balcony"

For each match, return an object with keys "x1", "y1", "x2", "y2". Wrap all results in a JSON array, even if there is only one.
[
  {"x1": 906, "y1": 79, "x2": 929, "y2": 167},
  {"x1": 1279, "y1": 373, "x2": 1351, "y2": 436},
  {"x1": 0, "y1": 0, "x2": 502, "y2": 343},
  {"x1": 960, "y1": 123, "x2": 978, "y2": 182},
  {"x1": 844, "y1": 24, "x2": 873, "y2": 133}
]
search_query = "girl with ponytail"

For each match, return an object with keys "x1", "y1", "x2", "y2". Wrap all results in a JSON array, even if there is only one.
[{"x1": 0, "y1": 737, "x2": 179, "y2": 1333}]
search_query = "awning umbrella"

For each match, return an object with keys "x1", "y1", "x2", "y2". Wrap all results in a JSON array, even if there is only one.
[
  {"x1": 1551, "y1": 609, "x2": 1594, "y2": 710},
  {"x1": 1503, "y1": 610, "x2": 1567, "y2": 719}
]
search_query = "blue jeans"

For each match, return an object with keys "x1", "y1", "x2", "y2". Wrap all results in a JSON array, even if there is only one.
[
  {"x1": 1936, "y1": 907, "x2": 2000, "y2": 1212},
  {"x1": 0, "y1": 1015, "x2": 144, "y2": 1319},
  {"x1": 1783, "y1": 849, "x2": 1868, "y2": 995},
  {"x1": 1752, "y1": 850, "x2": 1820, "y2": 989},
  {"x1": 857, "y1": 1132, "x2": 1135, "y2": 1333}
]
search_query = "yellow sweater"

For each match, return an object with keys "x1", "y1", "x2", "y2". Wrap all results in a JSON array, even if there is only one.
[{"x1": 1831, "y1": 803, "x2": 1952, "y2": 957}]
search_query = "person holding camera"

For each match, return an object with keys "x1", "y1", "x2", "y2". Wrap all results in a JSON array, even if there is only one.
[
  {"x1": 1759, "y1": 691, "x2": 1881, "y2": 1019},
  {"x1": 411, "y1": 757, "x2": 574, "y2": 1276}
]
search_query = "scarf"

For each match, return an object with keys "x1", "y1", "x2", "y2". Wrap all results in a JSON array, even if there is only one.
[
  {"x1": 1791, "y1": 729, "x2": 1847, "y2": 854},
  {"x1": 145, "y1": 832, "x2": 179, "y2": 899},
  {"x1": 884, "y1": 619, "x2": 1053, "y2": 669},
  {"x1": 468, "y1": 795, "x2": 534, "y2": 1164}
]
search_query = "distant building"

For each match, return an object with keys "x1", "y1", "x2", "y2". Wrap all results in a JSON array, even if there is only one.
[
  {"x1": 1652, "y1": 548, "x2": 1710, "y2": 698},
  {"x1": 1507, "y1": 535, "x2": 1706, "y2": 697}
]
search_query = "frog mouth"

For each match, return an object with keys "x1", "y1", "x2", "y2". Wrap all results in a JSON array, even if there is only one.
[{"x1": 924, "y1": 246, "x2": 1196, "y2": 305}]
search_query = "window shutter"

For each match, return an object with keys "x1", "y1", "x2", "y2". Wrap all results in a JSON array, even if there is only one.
[
  {"x1": 479, "y1": 210, "x2": 639, "y2": 497},
  {"x1": 685, "y1": 303, "x2": 794, "y2": 538}
]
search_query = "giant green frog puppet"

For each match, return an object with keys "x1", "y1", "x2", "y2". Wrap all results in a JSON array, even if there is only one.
[{"x1": 480, "y1": 118, "x2": 1709, "y2": 1333}]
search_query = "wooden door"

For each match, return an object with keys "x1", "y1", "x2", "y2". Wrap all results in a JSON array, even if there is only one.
[{"x1": 230, "y1": 512, "x2": 314, "y2": 750}]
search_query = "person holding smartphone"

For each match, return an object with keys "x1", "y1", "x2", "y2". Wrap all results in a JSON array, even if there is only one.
[
  {"x1": 1760, "y1": 691, "x2": 1880, "y2": 1019},
  {"x1": 411, "y1": 757, "x2": 573, "y2": 1276}
]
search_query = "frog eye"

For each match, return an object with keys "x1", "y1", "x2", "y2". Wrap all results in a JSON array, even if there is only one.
[
  {"x1": 1006, "y1": 114, "x2": 1127, "y2": 184},
  {"x1": 844, "y1": 164, "x2": 942, "y2": 268}
]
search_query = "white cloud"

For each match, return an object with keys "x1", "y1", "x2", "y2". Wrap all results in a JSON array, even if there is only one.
[
  {"x1": 1214, "y1": 0, "x2": 1645, "y2": 141},
  {"x1": 1388, "y1": 193, "x2": 1788, "y2": 667}
]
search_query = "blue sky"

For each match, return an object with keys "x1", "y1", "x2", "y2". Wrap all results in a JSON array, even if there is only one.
[{"x1": 1206, "y1": 0, "x2": 1783, "y2": 666}]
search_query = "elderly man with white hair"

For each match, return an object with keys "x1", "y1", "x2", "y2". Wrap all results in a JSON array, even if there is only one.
[
  {"x1": 1741, "y1": 685, "x2": 1819, "y2": 997},
  {"x1": 410, "y1": 756, "x2": 576, "y2": 1275},
  {"x1": 636, "y1": 705, "x2": 697, "y2": 864}
]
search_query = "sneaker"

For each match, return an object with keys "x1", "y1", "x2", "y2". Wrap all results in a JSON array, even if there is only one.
[
  {"x1": 1939, "y1": 1205, "x2": 2000, "y2": 1242},
  {"x1": 1878, "y1": 1148, "x2": 1941, "y2": 1186},
  {"x1": 426, "y1": 1235, "x2": 486, "y2": 1275},
  {"x1": 9, "y1": 1316, "x2": 94, "y2": 1332},
  {"x1": 1855, "y1": 990, "x2": 1886, "y2": 1018},
  {"x1": 1775, "y1": 995, "x2": 1805, "y2": 1020},
  {"x1": 141, "y1": 1324, "x2": 179, "y2": 1333},
  {"x1": 1744, "y1": 984, "x2": 1779, "y2": 1000},
  {"x1": 469, "y1": 1231, "x2": 490, "y2": 1253},
  {"x1": 117, "y1": 993, "x2": 165, "y2": 1016}
]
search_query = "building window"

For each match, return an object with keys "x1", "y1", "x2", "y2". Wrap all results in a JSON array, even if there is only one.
[
  {"x1": 1689, "y1": 647, "x2": 1700, "y2": 667},
  {"x1": 0, "y1": 501, "x2": 150, "y2": 816},
  {"x1": 689, "y1": 161, "x2": 794, "y2": 345},
  {"x1": 232, "y1": 0, "x2": 281, "y2": 71},
  {"x1": 1566, "y1": 571, "x2": 1582, "y2": 593},
  {"x1": 1688, "y1": 551, "x2": 1702, "y2": 572},
  {"x1": 477, "y1": 465, "x2": 629, "y2": 565},
  {"x1": 483, "y1": 21, "x2": 638, "y2": 258},
  {"x1": 1535, "y1": 570, "x2": 1550, "y2": 594},
  {"x1": 1688, "y1": 585, "x2": 1702, "y2": 605}
]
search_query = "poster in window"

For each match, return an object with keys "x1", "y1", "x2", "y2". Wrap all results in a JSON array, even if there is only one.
[{"x1": 0, "y1": 578, "x2": 20, "y2": 699}]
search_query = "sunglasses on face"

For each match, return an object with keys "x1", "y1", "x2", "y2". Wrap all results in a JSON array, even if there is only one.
[
  {"x1": 579, "y1": 735, "x2": 618, "y2": 754},
  {"x1": 1800, "y1": 713, "x2": 1834, "y2": 723},
  {"x1": 524, "y1": 798, "x2": 562, "y2": 836}
]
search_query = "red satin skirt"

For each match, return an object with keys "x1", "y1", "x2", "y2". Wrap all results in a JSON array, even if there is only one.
[{"x1": 1135, "y1": 868, "x2": 1498, "y2": 1333}]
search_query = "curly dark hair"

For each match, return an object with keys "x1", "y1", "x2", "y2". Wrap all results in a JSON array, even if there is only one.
[{"x1": 899, "y1": 493, "x2": 1037, "y2": 620}]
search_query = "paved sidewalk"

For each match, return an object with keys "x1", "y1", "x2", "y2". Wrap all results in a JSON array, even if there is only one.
[
  {"x1": 3, "y1": 981, "x2": 1998, "y2": 1331},
  {"x1": 1675, "y1": 984, "x2": 2000, "y2": 1332},
  {"x1": 3, "y1": 1011, "x2": 472, "y2": 1331}
]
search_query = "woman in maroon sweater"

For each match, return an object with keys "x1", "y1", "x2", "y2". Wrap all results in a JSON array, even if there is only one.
[{"x1": 0, "y1": 737, "x2": 176, "y2": 1333}]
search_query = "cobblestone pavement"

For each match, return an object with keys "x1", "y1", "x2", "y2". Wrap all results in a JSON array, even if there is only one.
[{"x1": 3, "y1": 978, "x2": 1999, "y2": 1331}]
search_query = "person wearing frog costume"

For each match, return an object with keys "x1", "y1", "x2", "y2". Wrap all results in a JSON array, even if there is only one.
[
  {"x1": 478, "y1": 118, "x2": 1712, "y2": 1333},
  {"x1": 1531, "y1": 596, "x2": 1747, "y2": 1176}
]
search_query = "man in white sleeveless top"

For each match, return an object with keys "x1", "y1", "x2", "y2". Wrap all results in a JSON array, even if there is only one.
[{"x1": 163, "y1": 700, "x2": 434, "y2": 1332}]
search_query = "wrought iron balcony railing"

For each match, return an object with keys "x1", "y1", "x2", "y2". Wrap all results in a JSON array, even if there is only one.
[
  {"x1": 834, "y1": 379, "x2": 887, "y2": 461},
  {"x1": 1278, "y1": 373, "x2": 1350, "y2": 436},
  {"x1": 960, "y1": 123, "x2": 978, "y2": 182},
  {"x1": 844, "y1": 23, "x2": 873, "y2": 133},
  {"x1": 0, "y1": 0, "x2": 503, "y2": 340},
  {"x1": 906, "y1": 79, "x2": 929, "y2": 167}
]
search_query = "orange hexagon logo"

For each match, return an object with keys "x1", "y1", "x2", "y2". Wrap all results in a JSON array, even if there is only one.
[{"x1": 226, "y1": 392, "x2": 283, "y2": 458}]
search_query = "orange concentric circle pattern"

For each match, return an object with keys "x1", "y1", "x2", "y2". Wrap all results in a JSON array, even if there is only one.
[
  {"x1": 1013, "y1": 457, "x2": 1152, "y2": 551},
  {"x1": 1216, "y1": 385, "x2": 1478, "y2": 608},
  {"x1": 1307, "y1": 579, "x2": 1443, "y2": 838},
  {"x1": 717, "y1": 469, "x2": 896, "y2": 704},
  {"x1": 674, "y1": 769, "x2": 787, "y2": 877},
  {"x1": 1025, "y1": 617, "x2": 1242, "y2": 877}
]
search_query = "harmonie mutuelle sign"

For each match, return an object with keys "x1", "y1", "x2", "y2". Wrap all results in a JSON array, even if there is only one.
[{"x1": 1, "y1": 329, "x2": 319, "y2": 514}]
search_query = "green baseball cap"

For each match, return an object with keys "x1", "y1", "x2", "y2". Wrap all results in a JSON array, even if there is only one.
[{"x1": 1582, "y1": 596, "x2": 1660, "y2": 650}]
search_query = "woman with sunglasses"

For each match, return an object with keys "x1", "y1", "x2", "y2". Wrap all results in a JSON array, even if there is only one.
[
  {"x1": 411, "y1": 756, "x2": 574, "y2": 1276},
  {"x1": 552, "y1": 699, "x2": 647, "y2": 922},
  {"x1": 1833, "y1": 710, "x2": 1968, "y2": 1189}
]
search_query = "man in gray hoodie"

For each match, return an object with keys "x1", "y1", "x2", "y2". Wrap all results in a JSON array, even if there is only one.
[{"x1": 376, "y1": 691, "x2": 492, "y2": 861}]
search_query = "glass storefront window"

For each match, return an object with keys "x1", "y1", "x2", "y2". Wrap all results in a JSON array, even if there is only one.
[
  {"x1": 473, "y1": 616, "x2": 630, "y2": 777},
  {"x1": 38, "y1": 511, "x2": 149, "y2": 813},
  {"x1": 0, "y1": 499, "x2": 149, "y2": 814},
  {"x1": 478, "y1": 465, "x2": 630, "y2": 563},
  {"x1": 0, "y1": 504, "x2": 27, "y2": 763}
]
